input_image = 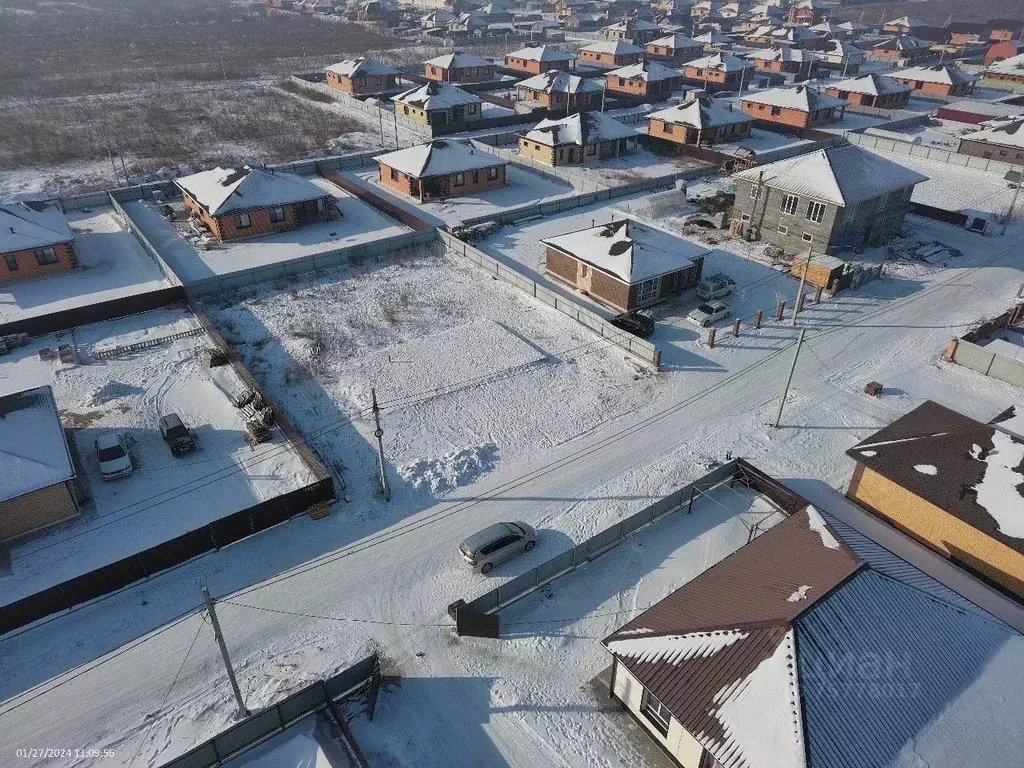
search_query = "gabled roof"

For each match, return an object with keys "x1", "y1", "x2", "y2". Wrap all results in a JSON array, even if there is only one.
[
  {"x1": 522, "y1": 111, "x2": 637, "y2": 148},
  {"x1": 325, "y1": 57, "x2": 401, "y2": 78},
  {"x1": 604, "y1": 18, "x2": 661, "y2": 32},
  {"x1": 540, "y1": 218, "x2": 708, "y2": 283},
  {"x1": 607, "y1": 60, "x2": 684, "y2": 81},
  {"x1": 740, "y1": 85, "x2": 846, "y2": 113},
  {"x1": 687, "y1": 52, "x2": 754, "y2": 72},
  {"x1": 646, "y1": 32, "x2": 703, "y2": 49},
  {"x1": 578, "y1": 39, "x2": 644, "y2": 55},
  {"x1": 823, "y1": 39, "x2": 864, "y2": 58},
  {"x1": 374, "y1": 140, "x2": 506, "y2": 179},
  {"x1": 745, "y1": 46, "x2": 818, "y2": 63},
  {"x1": 393, "y1": 81, "x2": 482, "y2": 110},
  {"x1": 809, "y1": 21, "x2": 842, "y2": 35},
  {"x1": 506, "y1": 45, "x2": 576, "y2": 62},
  {"x1": 891, "y1": 64, "x2": 979, "y2": 86},
  {"x1": 0, "y1": 386, "x2": 76, "y2": 503},
  {"x1": 827, "y1": 72, "x2": 913, "y2": 97},
  {"x1": 693, "y1": 31, "x2": 734, "y2": 45},
  {"x1": 836, "y1": 20, "x2": 869, "y2": 33},
  {"x1": 884, "y1": 15, "x2": 928, "y2": 28},
  {"x1": 648, "y1": 94, "x2": 754, "y2": 129},
  {"x1": 423, "y1": 51, "x2": 493, "y2": 69},
  {"x1": 174, "y1": 167, "x2": 327, "y2": 216},
  {"x1": 873, "y1": 34, "x2": 931, "y2": 52},
  {"x1": 732, "y1": 144, "x2": 928, "y2": 206},
  {"x1": 963, "y1": 117, "x2": 1024, "y2": 148},
  {"x1": 987, "y1": 52, "x2": 1024, "y2": 75},
  {"x1": 0, "y1": 202, "x2": 74, "y2": 254},
  {"x1": 516, "y1": 69, "x2": 604, "y2": 94},
  {"x1": 421, "y1": 9, "x2": 455, "y2": 23}
]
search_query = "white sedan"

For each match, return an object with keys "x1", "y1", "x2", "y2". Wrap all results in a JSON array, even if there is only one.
[
  {"x1": 95, "y1": 432, "x2": 134, "y2": 480},
  {"x1": 687, "y1": 300, "x2": 730, "y2": 327}
]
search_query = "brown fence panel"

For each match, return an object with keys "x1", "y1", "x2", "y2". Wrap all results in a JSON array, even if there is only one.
[
  {"x1": 0, "y1": 287, "x2": 187, "y2": 338},
  {"x1": 456, "y1": 609, "x2": 499, "y2": 638},
  {"x1": 209, "y1": 512, "x2": 256, "y2": 549},
  {"x1": 60, "y1": 555, "x2": 147, "y2": 607},
  {"x1": 910, "y1": 202, "x2": 968, "y2": 228},
  {"x1": 140, "y1": 528, "x2": 216, "y2": 575},
  {"x1": 0, "y1": 586, "x2": 70, "y2": 634}
]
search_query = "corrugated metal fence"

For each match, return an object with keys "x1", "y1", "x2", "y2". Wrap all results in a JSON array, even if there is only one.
[{"x1": 846, "y1": 131, "x2": 1020, "y2": 178}]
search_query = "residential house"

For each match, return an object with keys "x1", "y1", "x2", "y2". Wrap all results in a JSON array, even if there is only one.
[
  {"x1": 731, "y1": 144, "x2": 927, "y2": 253},
  {"x1": 354, "y1": 0, "x2": 400, "y2": 24},
  {"x1": 515, "y1": 70, "x2": 604, "y2": 110},
  {"x1": 421, "y1": 9, "x2": 456, "y2": 29},
  {"x1": 644, "y1": 34, "x2": 704, "y2": 65},
  {"x1": 693, "y1": 31, "x2": 733, "y2": 52},
  {"x1": 872, "y1": 35, "x2": 933, "y2": 64},
  {"x1": 690, "y1": 0, "x2": 722, "y2": 18},
  {"x1": 423, "y1": 51, "x2": 496, "y2": 83},
  {"x1": 554, "y1": 0, "x2": 589, "y2": 17},
  {"x1": 936, "y1": 99, "x2": 1024, "y2": 125},
  {"x1": 985, "y1": 40, "x2": 1024, "y2": 66},
  {"x1": 446, "y1": 11, "x2": 489, "y2": 36},
  {"x1": 477, "y1": 2, "x2": 512, "y2": 23},
  {"x1": 888, "y1": 64, "x2": 978, "y2": 97},
  {"x1": 816, "y1": 39, "x2": 865, "y2": 73},
  {"x1": 0, "y1": 202, "x2": 77, "y2": 285},
  {"x1": 175, "y1": 166, "x2": 334, "y2": 242},
  {"x1": 745, "y1": 47, "x2": 820, "y2": 79},
  {"x1": 988, "y1": 18, "x2": 1022, "y2": 42},
  {"x1": 519, "y1": 111, "x2": 638, "y2": 166},
  {"x1": 946, "y1": 22, "x2": 988, "y2": 47},
  {"x1": 809, "y1": 21, "x2": 844, "y2": 38},
  {"x1": 603, "y1": 500, "x2": 1024, "y2": 768},
  {"x1": 836, "y1": 20, "x2": 870, "y2": 38},
  {"x1": 739, "y1": 85, "x2": 847, "y2": 129},
  {"x1": 505, "y1": 45, "x2": 576, "y2": 75},
  {"x1": 601, "y1": 18, "x2": 663, "y2": 45},
  {"x1": 825, "y1": 73, "x2": 913, "y2": 109},
  {"x1": 847, "y1": 400, "x2": 1024, "y2": 601},
  {"x1": 564, "y1": 10, "x2": 605, "y2": 30},
  {"x1": 681, "y1": 53, "x2": 755, "y2": 92},
  {"x1": 542, "y1": 218, "x2": 707, "y2": 312},
  {"x1": 324, "y1": 58, "x2": 401, "y2": 96},
  {"x1": 605, "y1": 60, "x2": 685, "y2": 100},
  {"x1": 742, "y1": 24, "x2": 824, "y2": 50},
  {"x1": 393, "y1": 82, "x2": 483, "y2": 129},
  {"x1": 958, "y1": 117, "x2": 1024, "y2": 163},
  {"x1": 0, "y1": 386, "x2": 79, "y2": 542},
  {"x1": 881, "y1": 15, "x2": 928, "y2": 35},
  {"x1": 577, "y1": 40, "x2": 644, "y2": 68},
  {"x1": 374, "y1": 140, "x2": 506, "y2": 203},
  {"x1": 983, "y1": 52, "x2": 1024, "y2": 87},
  {"x1": 786, "y1": 0, "x2": 823, "y2": 26},
  {"x1": 646, "y1": 93, "x2": 754, "y2": 145}
]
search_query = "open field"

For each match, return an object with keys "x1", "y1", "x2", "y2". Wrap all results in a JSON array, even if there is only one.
[{"x1": 833, "y1": 1, "x2": 1023, "y2": 26}]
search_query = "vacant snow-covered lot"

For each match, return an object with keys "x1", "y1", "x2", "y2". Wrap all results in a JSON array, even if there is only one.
[
  {"x1": 0, "y1": 207, "x2": 172, "y2": 324},
  {"x1": 0, "y1": 306, "x2": 316, "y2": 603}
]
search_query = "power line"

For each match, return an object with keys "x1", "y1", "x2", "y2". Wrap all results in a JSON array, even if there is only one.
[{"x1": 220, "y1": 599, "x2": 449, "y2": 628}]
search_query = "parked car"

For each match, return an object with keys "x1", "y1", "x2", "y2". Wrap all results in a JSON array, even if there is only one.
[
  {"x1": 687, "y1": 300, "x2": 730, "y2": 327},
  {"x1": 459, "y1": 521, "x2": 538, "y2": 574},
  {"x1": 160, "y1": 413, "x2": 196, "y2": 457},
  {"x1": 95, "y1": 432, "x2": 134, "y2": 480},
  {"x1": 610, "y1": 312, "x2": 655, "y2": 339},
  {"x1": 696, "y1": 272, "x2": 736, "y2": 301}
]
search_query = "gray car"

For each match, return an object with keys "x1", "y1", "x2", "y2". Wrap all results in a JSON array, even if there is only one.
[{"x1": 459, "y1": 521, "x2": 538, "y2": 574}]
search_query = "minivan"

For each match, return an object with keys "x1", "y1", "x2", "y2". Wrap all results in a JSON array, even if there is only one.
[{"x1": 459, "y1": 522, "x2": 538, "y2": 574}]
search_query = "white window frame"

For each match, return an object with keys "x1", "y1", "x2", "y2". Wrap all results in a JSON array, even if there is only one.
[
  {"x1": 235, "y1": 212, "x2": 252, "y2": 229},
  {"x1": 778, "y1": 224, "x2": 788, "y2": 234},
  {"x1": 636, "y1": 276, "x2": 660, "y2": 305},
  {"x1": 806, "y1": 200, "x2": 826, "y2": 224},
  {"x1": 34, "y1": 246, "x2": 59, "y2": 266},
  {"x1": 780, "y1": 194, "x2": 799, "y2": 216},
  {"x1": 741, "y1": 213, "x2": 750, "y2": 222},
  {"x1": 640, "y1": 689, "x2": 672, "y2": 735},
  {"x1": 749, "y1": 184, "x2": 761, "y2": 200},
  {"x1": 487, "y1": 166, "x2": 499, "y2": 180},
  {"x1": 454, "y1": 173, "x2": 466, "y2": 186},
  {"x1": 802, "y1": 232, "x2": 813, "y2": 243},
  {"x1": 270, "y1": 206, "x2": 286, "y2": 223}
]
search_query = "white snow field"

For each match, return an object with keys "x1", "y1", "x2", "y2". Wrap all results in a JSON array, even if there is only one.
[
  {"x1": 0, "y1": 207, "x2": 172, "y2": 324},
  {"x1": 1, "y1": 208, "x2": 1023, "y2": 768}
]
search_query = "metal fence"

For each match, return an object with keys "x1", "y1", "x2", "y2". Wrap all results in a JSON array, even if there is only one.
[
  {"x1": 160, "y1": 654, "x2": 380, "y2": 768},
  {"x1": 439, "y1": 230, "x2": 662, "y2": 368},
  {"x1": 846, "y1": 131, "x2": 1020, "y2": 178},
  {"x1": 109, "y1": 193, "x2": 183, "y2": 286},
  {"x1": 948, "y1": 309, "x2": 1024, "y2": 389}
]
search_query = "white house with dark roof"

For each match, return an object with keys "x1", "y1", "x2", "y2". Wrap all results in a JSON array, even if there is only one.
[
  {"x1": 324, "y1": 57, "x2": 401, "y2": 96},
  {"x1": 515, "y1": 70, "x2": 604, "y2": 110},
  {"x1": 519, "y1": 111, "x2": 637, "y2": 167},
  {"x1": 392, "y1": 82, "x2": 483, "y2": 129},
  {"x1": 0, "y1": 202, "x2": 77, "y2": 285},
  {"x1": 374, "y1": 139, "x2": 507, "y2": 202},
  {"x1": 647, "y1": 94, "x2": 754, "y2": 146}
]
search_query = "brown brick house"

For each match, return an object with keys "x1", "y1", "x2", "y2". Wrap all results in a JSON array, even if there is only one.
[
  {"x1": 871, "y1": 35, "x2": 933, "y2": 64},
  {"x1": 824, "y1": 73, "x2": 914, "y2": 109},
  {"x1": 423, "y1": 51, "x2": 496, "y2": 83},
  {"x1": 601, "y1": 18, "x2": 663, "y2": 45},
  {"x1": 542, "y1": 218, "x2": 707, "y2": 312},
  {"x1": 644, "y1": 33, "x2": 703, "y2": 65},
  {"x1": 888, "y1": 64, "x2": 978, "y2": 97},
  {"x1": 0, "y1": 202, "x2": 77, "y2": 286},
  {"x1": 985, "y1": 41, "x2": 1024, "y2": 67},
  {"x1": 505, "y1": 45, "x2": 576, "y2": 75},
  {"x1": 958, "y1": 118, "x2": 1024, "y2": 163},
  {"x1": 739, "y1": 85, "x2": 847, "y2": 129},
  {"x1": 681, "y1": 53, "x2": 755, "y2": 92},
  {"x1": 0, "y1": 386, "x2": 78, "y2": 542},
  {"x1": 375, "y1": 140, "x2": 507, "y2": 203},
  {"x1": 605, "y1": 60, "x2": 685, "y2": 100},
  {"x1": 325, "y1": 58, "x2": 402, "y2": 96},
  {"x1": 515, "y1": 70, "x2": 604, "y2": 110},
  {"x1": 742, "y1": 24, "x2": 825, "y2": 50},
  {"x1": 745, "y1": 47, "x2": 820, "y2": 79},
  {"x1": 175, "y1": 166, "x2": 334, "y2": 243},
  {"x1": 983, "y1": 52, "x2": 1024, "y2": 87},
  {"x1": 647, "y1": 94, "x2": 754, "y2": 146},
  {"x1": 817, "y1": 39, "x2": 865, "y2": 73},
  {"x1": 787, "y1": 0, "x2": 823, "y2": 25},
  {"x1": 577, "y1": 40, "x2": 644, "y2": 68},
  {"x1": 392, "y1": 82, "x2": 483, "y2": 129},
  {"x1": 519, "y1": 111, "x2": 637, "y2": 166}
]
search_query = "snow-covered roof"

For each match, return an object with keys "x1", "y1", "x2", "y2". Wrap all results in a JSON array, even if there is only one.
[
  {"x1": 962, "y1": 117, "x2": 1024, "y2": 149},
  {"x1": 0, "y1": 202, "x2": 74, "y2": 254},
  {"x1": 740, "y1": 85, "x2": 847, "y2": 113},
  {"x1": 648, "y1": 94, "x2": 754, "y2": 129},
  {"x1": 423, "y1": 51, "x2": 493, "y2": 69},
  {"x1": 374, "y1": 140, "x2": 506, "y2": 179},
  {"x1": 746, "y1": 24, "x2": 818, "y2": 42},
  {"x1": 874, "y1": 34, "x2": 931, "y2": 52},
  {"x1": 891, "y1": 64, "x2": 979, "y2": 87},
  {"x1": 824, "y1": 39, "x2": 865, "y2": 59},
  {"x1": 733, "y1": 144, "x2": 928, "y2": 206},
  {"x1": 516, "y1": 70, "x2": 604, "y2": 95},
  {"x1": 693, "y1": 31, "x2": 734, "y2": 45},
  {"x1": 174, "y1": 167, "x2": 327, "y2": 216},
  {"x1": 522, "y1": 111, "x2": 637, "y2": 148},
  {"x1": 540, "y1": 218, "x2": 708, "y2": 283},
  {"x1": 745, "y1": 47, "x2": 818, "y2": 64},
  {"x1": 987, "y1": 52, "x2": 1024, "y2": 75},
  {"x1": 393, "y1": 81, "x2": 482, "y2": 110},
  {"x1": 325, "y1": 57, "x2": 401, "y2": 78},
  {"x1": 808, "y1": 21, "x2": 842, "y2": 35},
  {"x1": 827, "y1": 73, "x2": 913, "y2": 96},
  {"x1": 647, "y1": 33, "x2": 703, "y2": 50},
  {"x1": 885, "y1": 15, "x2": 928, "y2": 28},
  {"x1": 686, "y1": 52, "x2": 754, "y2": 72},
  {"x1": 604, "y1": 18, "x2": 661, "y2": 32},
  {"x1": 421, "y1": 9, "x2": 455, "y2": 23},
  {"x1": 506, "y1": 45, "x2": 575, "y2": 62},
  {"x1": 0, "y1": 386, "x2": 75, "y2": 503},
  {"x1": 578, "y1": 39, "x2": 644, "y2": 55},
  {"x1": 837, "y1": 20, "x2": 869, "y2": 33},
  {"x1": 607, "y1": 60, "x2": 684, "y2": 82}
]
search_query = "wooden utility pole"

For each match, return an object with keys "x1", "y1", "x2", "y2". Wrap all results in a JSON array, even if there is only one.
[
  {"x1": 371, "y1": 388, "x2": 391, "y2": 501},
  {"x1": 202, "y1": 586, "x2": 249, "y2": 719},
  {"x1": 772, "y1": 329, "x2": 805, "y2": 429},
  {"x1": 791, "y1": 250, "x2": 813, "y2": 327}
]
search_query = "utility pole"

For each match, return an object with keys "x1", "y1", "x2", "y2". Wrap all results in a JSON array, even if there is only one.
[
  {"x1": 1002, "y1": 166, "x2": 1023, "y2": 235},
  {"x1": 393, "y1": 109, "x2": 400, "y2": 149},
  {"x1": 379, "y1": 109, "x2": 385, "y2": 148},
  {"x1": 772, "y1": 329, "x2": 805, "y2": 429},
  {"x1": 371, "y1": 388, "x2": 390, "y2": 501},
  {"x1": 791, "y1": 249, "x2": 813, "y2": 327},
  {"x1": 202, "y1": 586, "x2": 248, "y2": 719}
]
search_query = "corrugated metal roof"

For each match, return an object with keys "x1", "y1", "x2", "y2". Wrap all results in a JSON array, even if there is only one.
[
  {"x1": 522, "y1": 111, "x2": 637, "y2": 148},
  {"x1": 374, "y1": 140, "x2": 506, "y2": 179},
  {"x1": 0, "y1": 385, "x2": 76, "y2": 502},
  {"x1": 173, "y1": 167, "x2": 327, "y2": 216},
  {"x1": 516, "y1": 70, "x2": 603, "y2": 95},
  {"x1": 648, "y1": 95, "x2": 755, "y2": 130},
  {"x1": 740, "y1": 85, "x2": 847, "y2": 113},
  {"x1": 0, "y1": 202, "x2": 74, "y2": 254},
  {"x1": 393, "y1": 82, "x2": 482, "y2": 111}
]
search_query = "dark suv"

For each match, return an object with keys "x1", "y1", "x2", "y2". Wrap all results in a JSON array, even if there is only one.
[{"x1": 160, "y1": 413, "x2": 196, "y2": 457}]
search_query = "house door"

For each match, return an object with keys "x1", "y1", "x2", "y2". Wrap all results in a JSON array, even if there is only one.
[{"x1": 410, "y1": 179, "x2": 420, "y2": 198}]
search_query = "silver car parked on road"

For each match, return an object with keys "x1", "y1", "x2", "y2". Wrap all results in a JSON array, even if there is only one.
[{"x1": 459, "y1": 522, "x2": 538, "y2": 574}]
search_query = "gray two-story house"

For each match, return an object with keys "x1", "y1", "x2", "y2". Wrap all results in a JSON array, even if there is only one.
[{"x1": 731, "y1": 144, "x2": 928, "y2": 254}]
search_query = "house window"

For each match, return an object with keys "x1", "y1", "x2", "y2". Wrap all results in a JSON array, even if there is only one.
[
  {"x1": 640, "y1": 689, "x2": 672, "y2": 736},
  {"x1": 4, "y1": 254, "x2": 19, "y2": 271},
  {"x1": 780, "y1": 194, "x2": 799, "y2": 215},
  {"x1": 637, "y1": 277, "x2": 660, "y2": 305},
  {"x1": 35, "y1": 246, "x2": 59, "y2": 265},
  {"x1": 390, "y1": 168, "x2": 400, "y2": 181},
  {"x1": 235, "y1": 212, "x2": 252, "y2": 229},
  {"x1": 662, "y1": 122, "x2": 674, "y2": 134},
  {"x1": 586, "y1": 143, "x2": 597, "y2": 155},
  {"x1": 487, "y1": 166, "x2": 499, "y2": 180},
  {"x1": 802, "y1": 232, "x2": 813, "y2": 243},
  {"x1": 778, "y1": 224, "x2": 788, "y2": 234},
  {"x1": 270, "y1": 206, "x2": 286, "y2": 223},
  {"x1": 581, "y1": 264, "x2": 589, "y2": 277},
  {"x1": 806, "y1": 201, "x2": 826, "y2": 223},
  {"x1": 749, "y1": 185, "x2": 761, "y2": 200},
  {"x1": 472, "y1": 171, "x2": 480, "y2": 184},
  {"x1": 771, "y1": 106, "x2": 782, "y2": 116},
  {"x1": 740, "y1": 213, "x2": 751, "y2": 222},
  {"x1": 454, "y1": 173, "x2": 466, "y2": 186}
]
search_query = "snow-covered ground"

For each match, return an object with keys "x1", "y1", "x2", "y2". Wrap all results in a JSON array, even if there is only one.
[
  {"x1": 716, "y1": 127, "x2": 814, "y2": 160},
  {"x1": 343, "y1": 165, "x2": 576, "y2": 227},
  {"x1": 225, "y1": 713, "x2": 353, "y2": 768},
  {"x1": 819, "y1": 110, "x2": 895, "y2": 134},
  {"x1": 0, "y1": 208, "x2": 172, "y2": 324},
  {"x1": 0, "y1": 306, "x2": 316, "y2": 603},
  {"x1": 510, "y1": 147, "x2": 710, "y2": 187},
  {"x1": 120, "y1": 177, "x2": 409, "y2": 284}
]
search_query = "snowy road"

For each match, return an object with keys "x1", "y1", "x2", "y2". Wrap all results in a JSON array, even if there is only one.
[{"x1": 1, "y1": 218, "x2": 1023, "y2": 767}]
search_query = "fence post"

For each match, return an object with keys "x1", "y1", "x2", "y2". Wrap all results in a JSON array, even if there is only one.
[
  {"x1": 754, "y1": 309, "x2": 763, "y2": 329},
  {"x1": 944, "y1": 338, "x2": 959, "y2": 362},
  {"x1": 707, "y1": 327, "x2": 716, "y2": 348},
  {"x1": 796, "y1": 292, "x2": 806, "y2": 315},
  {"x1": 813, "y1": 285, "x2": 823, "y2": 304},
  {"x1": 731, "y1": 318, "x2": 740, "y2": 337},
  {"x1": 687, "y1": 484, "x2": 696, "y2": 514},
  {"x1": 776, "y1": 299, "x2": 786, "y2": 321}
]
